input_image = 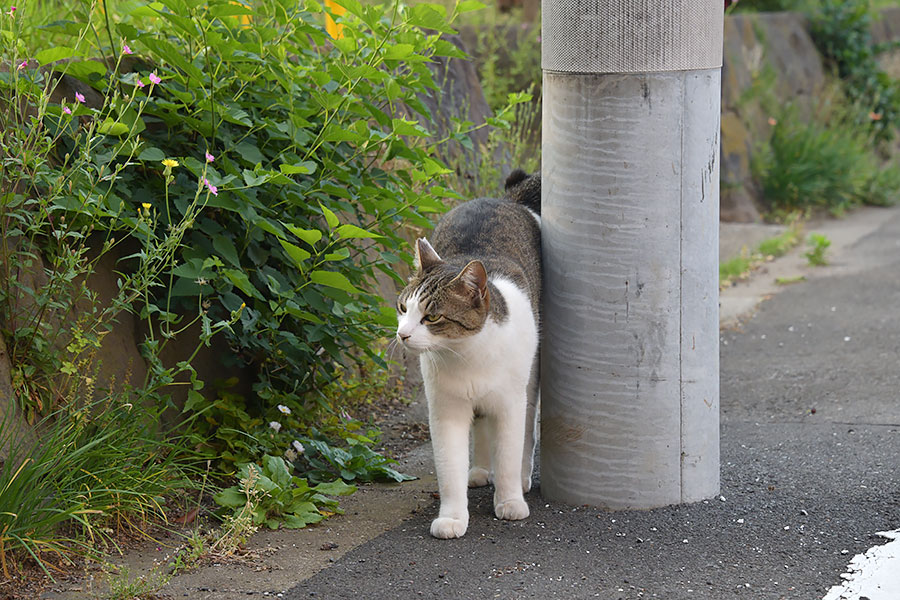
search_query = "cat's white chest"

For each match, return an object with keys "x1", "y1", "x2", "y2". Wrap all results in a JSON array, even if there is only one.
[{"x1": 421, "y1": 277, "x2": 537, "y2": 408}]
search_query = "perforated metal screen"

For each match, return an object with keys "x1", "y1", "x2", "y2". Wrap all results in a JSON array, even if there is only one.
[{"x1": 542, "y1": 0, "x2": 723, "y2": 74}]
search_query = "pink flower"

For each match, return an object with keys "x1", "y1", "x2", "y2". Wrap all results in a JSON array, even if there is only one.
[
  {"x1": 75, "y1": 91, "x2": 85, "y2": 103},
  {"x1": 149, "y1": 72, "x2": 161, "y2": 85},
  {"x1": 122, "y1": 43, "x2": 132, "y2": 55},
  {"x1": 203, "y1": 178, "x2": 218, "y2": 196},
  {"x1": 205, "y1": 151, "x2": 214, "y2": 163},
  {"x1": 767, "y1": 117, "x2": 777, "y2": 126},
  {"x1": 16, "y1": 60, "x2": 26, "y2": 71},
  {"x1": 6, "y1": 6, "x2": 15, "y2": 17},
  {"x1": 135, "y1": 78, "x2": 145, "y2": 88},
  {"x1": 63, "y1": 106, "x2": 71, "y2": 115}
]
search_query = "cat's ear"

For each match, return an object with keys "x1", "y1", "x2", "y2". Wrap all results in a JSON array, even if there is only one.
[
  {"x1": 453, "y1": 260, "x2": 488, "y2": 303},
  {"x1": 415, "y1": 238, "x2": 442, "y2": 273}
]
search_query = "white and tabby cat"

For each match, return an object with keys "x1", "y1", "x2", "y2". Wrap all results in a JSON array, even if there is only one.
[{"x1": 396, "y1": 172, "x2": 541, "y2": 539}]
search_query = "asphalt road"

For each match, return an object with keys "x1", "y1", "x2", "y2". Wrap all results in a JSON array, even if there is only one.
[{"x1": 287, "y1": 208, "x2": 900, "y2": 600}]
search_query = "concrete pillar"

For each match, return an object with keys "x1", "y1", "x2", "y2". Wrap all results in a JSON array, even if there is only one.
[{"x1": 540, "y1": 1, "x2": 722, "y2": 508}]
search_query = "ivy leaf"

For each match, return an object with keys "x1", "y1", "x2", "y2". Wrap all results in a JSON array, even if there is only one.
[{"x1": 310, "y1": 270, "x2": 360, "y2": 294}]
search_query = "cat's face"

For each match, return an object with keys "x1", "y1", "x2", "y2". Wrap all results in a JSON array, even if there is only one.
[{"x1": 395, "y1": 238, "x2": 489, "y2": 353}]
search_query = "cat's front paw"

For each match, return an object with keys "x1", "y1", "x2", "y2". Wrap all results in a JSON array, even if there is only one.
[
  {"x1": 468, "y1": 467, "x2": 491, "y2": 488},
  {"x1": 431, "y1": 516, "x2": 468, "y2": 539},
  {"x1": 494, "y1": 498, "x2": 529, "y2": 521}
]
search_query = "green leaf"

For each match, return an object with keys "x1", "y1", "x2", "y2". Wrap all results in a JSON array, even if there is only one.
[
  {"x1": 313, "y1": 480, "x2": 357, "y2": 496},
  {"x1": 310, "y1": 270, "x2": 360, "y2": 294},
  {"x1": 213, "y1": 487, "x2": 247, "y2": 508},
  {"x1": 214, "y1": 235, "x2": 241, "y2": 267},
  {"x1": 283, "y1": 510, "x2": 324, "y2": 528},
  {"x1": 457, "y1": 0, "x2": 486, "y2": 13},
  {"x1": 209, "y1": 2, "x2": 253, "y2": 18},
  {"x1": 383, "y1": 43, "x2": 414, "y2": 60},
  {"x1": 279, "y1": 239, "x2": 311, "y2": 267},
  {"x1": 335, "y1": 224, "x2": 381, "y2": 240},
  {"x1": 391, "y1": 118, "x2": 428, "y2": 137},
  {"x1": 319, "y1": 204, "x2": 340, "y2": 229},
  {"x1": 262, "y1": 455, "x2": 292, "y2": 490},
  {"x1": 139, "y1": 146, "x2": 165, "y2": 161},
  {"x1": 183, "y1": 390, "x2": 207, "y2": 413},
  {"x1": 279, "y1": 161, "x2": 317, "y2": 175},
  {"x1": 97, "y1": 119, "x2": 130, "y2": 136},
  {"x1": 284, "y1": 224, "x2": 323, "y2": 247},
  {"x1": 35, "y1": 46, "x2": 78, "y2": 66},
  {"x1": 222, "y1": 268, "x2": 261, "y2": 299},
  {"x1": 409, "y1": 4, "x2": 455, "y2": 33},
  {"x1": 56, "y1": 60, "x2": 105, "y2": 81}
]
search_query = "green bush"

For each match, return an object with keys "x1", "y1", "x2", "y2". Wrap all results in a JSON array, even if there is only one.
[
  {"x1": 753, "y1": 106, "x2": 900, "y2": 215},
  {"x1": 2, "y1": 0, "x2": 526, "y2": 447},
  {"x1": 811, "y1": 0, "x2": 900, "y2": 143}
]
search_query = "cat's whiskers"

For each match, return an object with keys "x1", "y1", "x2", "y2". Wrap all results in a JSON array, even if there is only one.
[
  {"x1": 386, "y1": 337, "x2": 402, "y2": 361},
  {"x1": 430, "y1": 341, "x2": 469, "y2": 365}
]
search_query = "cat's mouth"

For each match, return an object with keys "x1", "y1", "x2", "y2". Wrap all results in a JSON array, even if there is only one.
[{"x1": 396, "y1": 332, "x2": 432, "y2": 354}]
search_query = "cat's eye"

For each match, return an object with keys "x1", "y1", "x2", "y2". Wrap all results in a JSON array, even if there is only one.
[
  {"x1": 398, "y1": 302, "x2": 407, "y2": 314},
  {"x1": 423, "y1": 314, "x2": 442, "y2": 323}
]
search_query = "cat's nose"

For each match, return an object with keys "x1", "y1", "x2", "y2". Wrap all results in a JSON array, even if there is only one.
[{"x1": 399, "y1": 332, "x2": 411, "y2": 341}]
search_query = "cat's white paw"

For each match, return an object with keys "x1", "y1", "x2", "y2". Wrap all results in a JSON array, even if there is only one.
[
  {"x1": 468, "y1": 467, "x2": 491, "y2": 488},
  {"x1": 431, "y1": 516, "x2": 468, "y2": 539},
  {"x1": 494, "y1": 498, "x2": 529, "y2": 521}
]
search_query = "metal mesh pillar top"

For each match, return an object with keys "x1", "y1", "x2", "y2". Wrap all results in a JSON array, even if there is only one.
[{"x1": 542, "y1": 0, "x2": 723, "y2": 74}]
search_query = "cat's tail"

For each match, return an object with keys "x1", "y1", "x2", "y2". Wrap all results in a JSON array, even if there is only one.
[{"x1": 504, "y1": 169, "x2": 540, "y2": 215}]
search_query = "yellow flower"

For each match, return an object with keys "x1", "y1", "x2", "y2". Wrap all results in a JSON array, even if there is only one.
[
  {"x1": 142, "y1": 202, "x2": 152, "y2": 210},
  {"x1": 161, "y1": 158, "x2": 179, "y2": 168}
]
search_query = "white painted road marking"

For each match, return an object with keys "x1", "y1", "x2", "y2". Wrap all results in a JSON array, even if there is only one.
[{"x1": 823, "y1": 530, "x2": 900, "y2": 600}]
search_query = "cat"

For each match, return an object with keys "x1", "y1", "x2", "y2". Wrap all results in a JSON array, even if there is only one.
[{"x1": 395, "y1": 171, "x2": 541, "y2": 539}]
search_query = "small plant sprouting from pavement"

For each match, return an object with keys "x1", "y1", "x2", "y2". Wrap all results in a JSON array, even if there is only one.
[
  {"x1": 720, "y1": 216, "x2": 804, "y2": 287},
  {"x1": 806, "y1": 233, "x2": 832, "y2": 266}
]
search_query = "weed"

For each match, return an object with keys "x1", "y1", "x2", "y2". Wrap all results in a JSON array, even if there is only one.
[
  {"x1": 103, "y1": 564, "x2": 172, "y2": 600},
  {"x1": 720, "y1": 216, "x2": 804, "y2": 287},
  {"x1": 719, "y1": 250, "x2": 755, "y2": 285},
  {"x1": 776, "y1": 275, "x2": 807, "y2": 285},
  {"x1": 806, "y1": 233, "x2": 832, "y2": 266}
]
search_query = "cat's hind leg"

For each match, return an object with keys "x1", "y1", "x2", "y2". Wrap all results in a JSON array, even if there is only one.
[
  {"x1": 521, "y1": 358, "x2": 539, "y2": 493},
  {"x1": 468, "y1": 415, "x2": 492, "y2": 488}
]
